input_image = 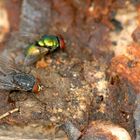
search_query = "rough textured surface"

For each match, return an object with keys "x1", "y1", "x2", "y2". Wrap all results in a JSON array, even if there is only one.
[{"x1": 0, "y1": 0, "x2": 139, "y2": 140}]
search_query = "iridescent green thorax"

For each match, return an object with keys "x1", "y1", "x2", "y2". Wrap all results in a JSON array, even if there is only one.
[
  {"x1": 37, "y1": 35, "x2": 60, "y2": 52},
  {"x1": 25, "y1": 44, "x2": 40, "y2": 56}
]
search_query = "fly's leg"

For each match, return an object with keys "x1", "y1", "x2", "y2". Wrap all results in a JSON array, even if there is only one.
[{"x1": 30, "y1": 92, "x2": 47, "y2": 106}]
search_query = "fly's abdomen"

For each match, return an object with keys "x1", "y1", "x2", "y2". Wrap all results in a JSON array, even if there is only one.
[
  {"x1": 13, "y1": 73, "x2": 36, "y2": 91},
  {"x1": 25, "y1": 44, "x2": 40, "y2": 57}
]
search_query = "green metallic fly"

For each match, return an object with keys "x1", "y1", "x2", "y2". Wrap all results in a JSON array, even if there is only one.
[{"x1": 24, "y1": 34, "x2": 65, "y2": 65}]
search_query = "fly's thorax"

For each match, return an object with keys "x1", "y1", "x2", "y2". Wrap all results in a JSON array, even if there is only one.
[
  {"x1": 25, "y1": 44, "x2": 40, "y2": 57},
  {"x1": 37, "y1": 35, "x2": 60, "y2": 51},
  {"x1": 13, "y1": 73, "x2": 36, "y2": 91}
]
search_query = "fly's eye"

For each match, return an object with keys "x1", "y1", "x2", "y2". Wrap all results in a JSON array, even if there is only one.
[{"x1": 59, "y1": 37, "x2": 65, "y2": 49}]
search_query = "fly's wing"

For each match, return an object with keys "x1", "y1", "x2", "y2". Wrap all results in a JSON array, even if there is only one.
[
  {"x1": 0, "y1": 56, "x2": 20, "y2": 75},
  {"x1": 9, "y1": 31, "x2": 40, "y2": 44},
  {"x1": 0, "y1": 56, "x2": 25, "y2": 91},
  {"x1": 0, "y1": 74, "x2": 21, "y2": 91},
  {"x1": 24, "y1": 47, "x2": 49, "y2": 66}
]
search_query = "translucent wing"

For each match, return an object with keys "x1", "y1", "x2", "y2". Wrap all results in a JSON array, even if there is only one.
[
  {"x1": 0, "y1": 56, "x2": 20, "y2": 75},
  {"x1": 0, "y1": 75, "x2": 20, "y2": 90},
  {"x1": 24, "y1": 47, "x2": 49, "y2": 66},
  {"x1": 9, "y1": 31, "x2": 40, "y2": 43}
]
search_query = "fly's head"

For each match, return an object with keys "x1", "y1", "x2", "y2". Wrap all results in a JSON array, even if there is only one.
[
  {"x1": 32, "y1": 77, "x2": 43, "y2": 94},
  {"x1": 58, "y1": 35, "x2": 65, "y2": 49}
]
